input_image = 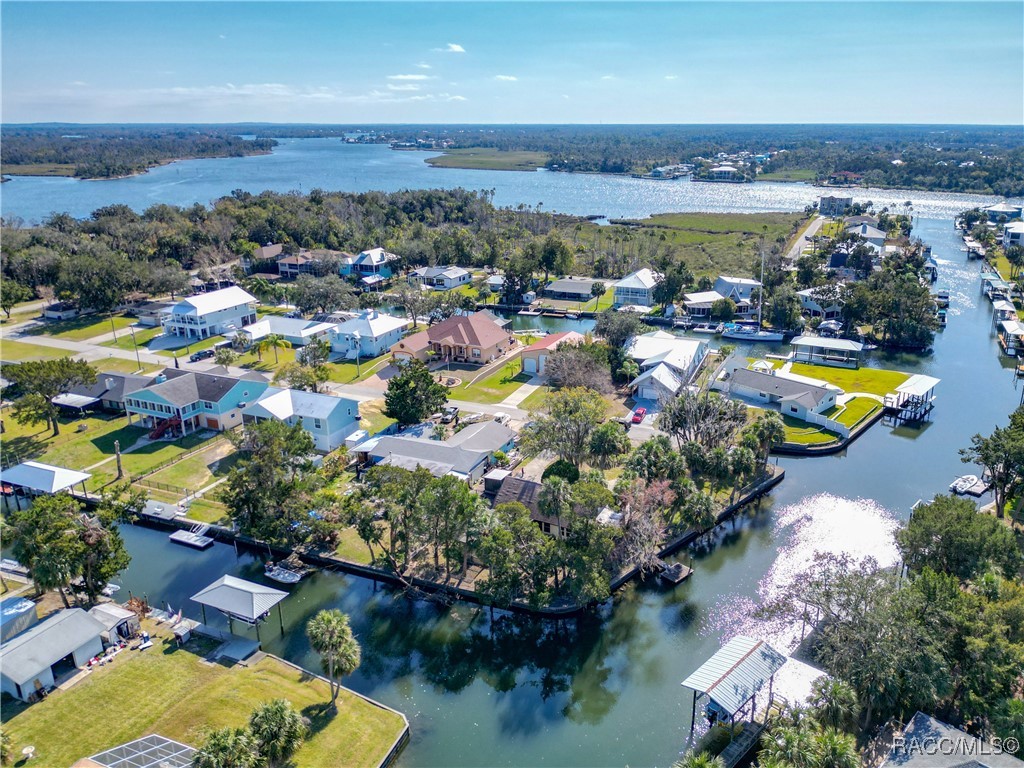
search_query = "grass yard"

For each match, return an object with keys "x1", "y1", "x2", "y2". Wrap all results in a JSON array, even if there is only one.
[
  {"x1": 425, "y1": 148, "x2": 550, "y2": 171},
  {"x1": 782, "y1": 416, "x2": 841, "y2": 446},
  {"x1": 831, "y1": 396, "x2": 882, "y2": 429},
  {"x1": 0, "y1": 413, "x2": 134, "y2": 470},
  {"x1": 757, "y1": 168, "x2": 817, "y2": 182},
  {"x1": 1, "y1": 162, "x2": 77, "y2": 176},
  {"x1": 145, "y1": 440, "x2": 239, "y2": 491},
  {"x1": 359, "y1": 398, "x2": 397, "y2": 436},
  {"x1": 452, "y1": 367, "x2": 532, "y2": 404},
  {"x1": 0, "y1": 340, "x2": 73, "y2": 362},
  {"x1": 1, "y1": 634, "x2": 407, "y2": 768},
  {"x1": 101, "y1": 324, "x2": 165, "y2": 352},
  {"x1": 184, "y1": 497, "x2": 231, "y2": 524},
  {"x1": 327, "y1": 353, "x2": 392, "y2": 384},
  {"x1": 788, "y1": 362, "x2": 910, "y2": 397},
  {"x1": 25, "y1": 313, "x2": 136, "y2": 341},
  {"x1": 582, "y1": 286, "x2": 616, "y2": 312},
  {"x1": 518, "y1": 385, "x2": 551, "y2": 413}
]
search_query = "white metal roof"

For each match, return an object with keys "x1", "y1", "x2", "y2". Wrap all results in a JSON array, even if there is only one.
[
  {"x1": 683, "y1": 290, "x2": 727, "y2": 306},
  {"x1": 190, "y1": 575, "x2": 287, "y2": 622},
  {"x1": 243, "y1": 386, "x2": 358, "y2": 422},
  {"x1": 896, "y1": 374, "x2": 940, "y2": 397},
  {"x1": 0, "y1": 608, "x2": 105, "y2": 685},
  {"x1": 52, "y1": 392, "x2": 102, "y2": 408},
  {"x1": 992, "y1": 299, "x2": 1016, "y2": 312},
  {"x1": 790, "y1": 335, "x2": 864, "y2": 352},
  {"x1": 614, "y1": 268, "x2": 660, "y2": 291},
  {"x1": 172, "y1": 286, "x2": 256, "y2": 316},
  {"x1": 1, "y1": 461, "x2": 91, "y2": 493},
  {"x1": 87, "y1": 603, "x2": 138, "y2": 631},
  {"x1": 332, "y1": 309, "x2": 410, "y2": 339},
  {"x1": 241, "y1": 316, "x2": 336, "y2": 340},
  {"x1": 631, "y1": 362, "x2": 682, "y2": 393},
  {"x1": 681, "y1": 635, "x2": 787, "y2": 715}
]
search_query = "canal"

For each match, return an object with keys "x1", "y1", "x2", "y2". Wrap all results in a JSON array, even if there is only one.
[{"x1": 109, "y1": 214, "x2": 1019, "y2": 766}]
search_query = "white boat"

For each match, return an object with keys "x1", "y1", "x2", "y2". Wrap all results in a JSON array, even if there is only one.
[
  {"x1": 720, "y1": 327, "x2": 785, "y2": 342},
  {"x1": 264, "y1": 562, "x2": 302, "y2": 584},
  {"x1": 692, "y1": 322, "x2": 724, "y2": 334},
  {"x1": 949, "y1": 475, "x2": 979, "y2": 494},
  {"x1": 101, "y1": 583, "x2": 121, "y2": 597}
]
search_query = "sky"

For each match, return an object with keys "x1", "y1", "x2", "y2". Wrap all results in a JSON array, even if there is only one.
[{"x1": 2, "y1": 1, "x2": 1022, "y2": 125}]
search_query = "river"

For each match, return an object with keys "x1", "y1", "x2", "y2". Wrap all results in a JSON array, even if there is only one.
[{"x1": 6, "y1": 141, "x2": 1020, "y2": 766}]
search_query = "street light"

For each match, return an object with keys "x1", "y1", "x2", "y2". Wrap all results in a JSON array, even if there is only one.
[
  {"x1": 129, "y1": 326, "x2": 142, "y2": 371},
  {"x1": 109, "y1": 315, "x2": 118, "y2": 342}
]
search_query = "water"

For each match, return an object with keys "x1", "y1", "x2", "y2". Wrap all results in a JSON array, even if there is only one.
[
  {"x1": 106, "y1": 214, "x2": 1018, "y2": 766},
  {"x1": 6, "y1": 138, "x2": 1017, "y2": 764},
  {"x1": 1, "y1": 139, "x2": 1012, "y2": 224}
]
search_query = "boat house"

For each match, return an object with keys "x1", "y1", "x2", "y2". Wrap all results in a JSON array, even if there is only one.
[
  {"x1": 2, "y1": 461, "x2": 91, "y2": 511},
  {"x1": 191, "y1": 575, "x2": 287, "y2": 641},
  {"x1": 884, "y1": 374, "x2": 940, "y2": 422},
  {"x1": 790, "y1": 336, "x2": 864, "y2": 368},
  {"x1": 1000, "y1": 319, "x2": 1024, "y2": 356}
]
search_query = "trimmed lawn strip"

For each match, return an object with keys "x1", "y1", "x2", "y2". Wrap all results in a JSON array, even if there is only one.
[
  {"x1": 834, "y1": 396, "x2": 882, "y2": 429},
  {"x1": 101, "y1": 325, "x2": 164, "y2": 352},
  {"x1": 518, "y1": 385, "x2": 551, "y2": 413},
  {"x1": 788, "y1": 362, "x2": 910, "y2": 397},
  {"x1": 1, "y1": 635, "x2": 406, "y2": 768},
  {"x1": 145, "y1": 441, "x2": 239, "y2": 491},
  {"x1": 782, "y1": 416, "x2": 840, "y2": 445},
  {"x1": 0, "y1": 340, "x2": 72, "y2": 361},
  {"x1": 25, "y1": 314, "x2": 136, "y2": 341},
  {"x1": 452, "y1": 368, "x2": 531, "y2": 405}
]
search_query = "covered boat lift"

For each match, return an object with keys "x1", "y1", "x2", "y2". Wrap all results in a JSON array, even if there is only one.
[
  {"x1": 884, "y1": 374, "x2": 940, "y2": 422},
  {"x1": 1, "y1": 461, "x2": 91, "y2": 511},
  {"x1": 190, "y1": 575, "x2": 287, "y2": 642},
  {"x1": 790, "y1": 336, "x2": 864, "y2": 368}
]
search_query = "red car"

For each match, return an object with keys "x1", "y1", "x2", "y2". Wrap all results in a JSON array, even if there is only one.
[{"x1": 631, "y1": 407, "x2": 647, "y2": 424}]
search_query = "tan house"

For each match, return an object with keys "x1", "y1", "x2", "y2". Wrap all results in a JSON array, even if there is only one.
[
  {"x1": 520, "y1": 331, "x2": 585, "y2": 375},
  {"x1": 391, "y1": 312, "x2": 513, "y2": 364}
]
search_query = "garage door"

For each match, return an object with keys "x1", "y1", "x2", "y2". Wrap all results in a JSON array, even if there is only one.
[{"x1": 524, "y1": 357, "x2": 538, "y2": 374}]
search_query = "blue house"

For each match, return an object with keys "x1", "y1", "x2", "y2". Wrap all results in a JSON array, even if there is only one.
[
  {"x1": 124, "y1": 369, "x2": 269, "y2": 436},
  {"x1": 328, "y1": 309, "x2": 410, "y2": 359},
  {"x1": 242, "y1": 387, "x2": 361, "y2": 452},
  {"x1": 340, "y1": 247, "x2": 400, "y2": 288}
]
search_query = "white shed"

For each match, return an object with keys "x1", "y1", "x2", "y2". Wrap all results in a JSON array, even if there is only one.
[{"x1": 88, "y1": 603, "x2": 141, "y2": 643}]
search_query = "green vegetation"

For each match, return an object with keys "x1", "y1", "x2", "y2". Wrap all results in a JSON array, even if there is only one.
[
  {"x1": 101, "y1": 324, "x2": 164, "y2": 351},
  {"x1": 26, "y1": 314, "x2": 136, "y2": 341},
  {"x1": 359, "y1": 399, "x2": 397, "y2": 436},
  {"x1": 782, "y1": 416, "x2": 840, "y2": 446},
  {"x1": 1, "y1": 635, "x2": 405, "y2": 768},
  {"x1": 0, "y1": 162, "x2": 77, "y2": 176},
  {"x1": 831, "y1": 396, "x2": 881, "y2": 429},
  {"x1": 145, "y1": 440, "x2": 239, "y2": 491},
  {"x1": 788, "y1": 363, "x2": 909, "y2": 397},
  {"x1": 383, "y1": 359, "x2": 448, "y2": 425},
  {"x1": 756, "y1": 167, "x2": 817, "y2": 182},
  {"x1": 451, "y1": 367, "x2": 531, "y2": 404},
  {"x1": 425, "y1": 148, "x2": 550, "y2": 171},
  {"x1": 0, "y1": 340, "x2": 73, "y2": 361},
  {"x1": 518, "y1": 384, "x2": 551, "y2": 412}
]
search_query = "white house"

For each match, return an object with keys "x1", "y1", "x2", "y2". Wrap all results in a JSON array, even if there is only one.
[
  {"x1": 328, "y1": 309, "x2": 411, "y2": 359},
  {"x1": 728, "y1": 367, "x2": 840, "y2": 421},
  {"x1": 625, "y1": 330, "x2": 709, "y2": 398},
  {"x1": 161, "y1": 287, "x2": 257, "y2": 340},
  {"x1": 237, "y1": 316, "x2": 336, "y2": 347},
  {"x1": 682, "y1": 290, "x2": 726, "y2": 318},
  {"x1": 409, "y1": 266, "x2": 471, "y2": 291},
  {"x1": 846, "y1": 223, "x2": 887, "y2": 248},
  {"x1": 797, "y1": 288, "x2": 843, "y2": 320},
  {"x1": 713, "y1": 276, "x2": 761, "y2": 303},
  {"x1": 242, "y1": 387, "x2": 361, "y2": 452},
  {"x1": 1004, "y1": 221, "x2": 1024, "y2": 248},
  {"x1": 613, "y1": 269, "x2": 661, "y2": 307},
  {"x1": 0, "y1": 608, "x2": 105, "y2": 701}
]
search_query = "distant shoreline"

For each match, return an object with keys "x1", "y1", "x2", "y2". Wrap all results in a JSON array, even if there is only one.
[{"x1": 1, "y1": 148, "x2": 274, "y2": 181}]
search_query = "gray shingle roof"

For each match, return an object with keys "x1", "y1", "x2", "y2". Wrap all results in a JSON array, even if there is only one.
[
  {"x1": 65, "y1": 372, "x2": 154, "y2": 405},
  {"x1": 730, "y1": 367, "x2": 834, "y2": 408}
]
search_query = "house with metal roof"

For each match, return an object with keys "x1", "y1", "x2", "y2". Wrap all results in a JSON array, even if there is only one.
[
  {"x1": 161, "y1": 286, "x2": 258, "y2": 340},
  {"x1": 242, "y1": 387, "x2": 360, "y2": 452},
  {"x1": 543, "y1": 277, "x2": 602, "y2": 302},
  {"x1": 235, "y1": 315, "x2": 336, "y2": 347},
  {"x1": 714, "y1": 276, "x2": 761, "y2": 303},
  {"x1": 624, "y1": 331, "x2": 710, "y2": 398},
  {"x1": 340, "y1": 247, "x2": 400, "y2": 286},
  {"x1": 682, "y1": 290, "x2": 727, "y2": 318},
  {"x1": 409, "y1": 265, "x2": 471, "y2": 291},
  {"x1": 0, "y1": 608, "x2": 105, "y2": 701},
  {"x1": 124, "y1": 368, "x2": 270, "y2": 436},
  {"x1": 53, "y1": 372, "x2": 155, "y2": 414},
  {"x1": 880, "y1": 711, "x2": 1024, "y2": 767},
  {"x1": 796, "y1": 288, "x2": 844, "y2": 321},
  {"x1": 329, "y1": 309, "x2": 411, "y2": 358},
  {"x1": 790, "y1": 335, "x2": 864, "y2": 368},
  {"x1": 847, "y1": 222, "x2": 888, "y2": 247},
  {"x1": 728, "y1": 367, "x2": 840, "y2": 421},
  {"x1": 613, "y1": 269, "x2": 661, "y2": 307}
]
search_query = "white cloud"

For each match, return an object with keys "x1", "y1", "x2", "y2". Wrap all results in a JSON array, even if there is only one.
[
  {"x1": 562, "y1": 94, "x2": 570, "y2": 99},
  {"x1": 388, "y1": 83, "x2": 420, "y2": 91},
  {"x1": 665, "y1": 75, "x2": 678, "y2": 80},
  {"x1": 387, "y1": 74, "x2": 432, "y2": 81},
  {"x1": 494, "y1": 75, "x2": 518, "y2": 82},
  {"x1": 69, "y1": 80, "x2": 88, "y2": 87},
  {"x1": 446, "y1": 94, "x2": 468, "y2": 101},
  {"x1": 416, "y1": 62, "x2": 432, "y2": 69},
  {"x1": 433, "y1": 43, "x2": 465, "y2": 53},
  {"x1": 218, "y1": 34, "x2": 226, "y2": 40},
  {"x1": 601, "y1": 74, "x2": 615, "y2": 81}
]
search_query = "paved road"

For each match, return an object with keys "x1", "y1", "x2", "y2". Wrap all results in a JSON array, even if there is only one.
[{"x1": 786, "y1": 215, "x2": 825, "y2": 263}]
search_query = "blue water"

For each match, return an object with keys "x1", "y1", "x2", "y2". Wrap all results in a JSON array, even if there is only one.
[{"x1": 0, "y1": 139, "x2": 1011, "y2": 223}]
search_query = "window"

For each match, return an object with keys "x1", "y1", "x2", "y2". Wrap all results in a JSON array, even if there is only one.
[
  {"x1": 472, "y1": 348, "x2": 481, "y2": 358},
  {"x1": 314, "y1": 418, "x2": 322, "y2": 429},
  {"x1": 790, "y1": 406, "x2": 798, "y2": 413},
  {"x1": 202, "y1": 401, "x2": 214, "y2": 409}
]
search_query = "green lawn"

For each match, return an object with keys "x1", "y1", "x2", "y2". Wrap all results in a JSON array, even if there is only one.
[
  {"x1": 101, "y1": 325, "x2": 164, "y2": 352},
  {"x1": 145, "y1": 440, "x2": 239, "y2": 491},
  {"x1": 359, "y1": 399, "x2": 397, "y2": 436},
  {"x1": 1, "y1": 162, "x2": 77, "y2": 176},
  {"x1": 581, "y1": 287, "x2": 616, "y2": 312},
  {"x1": 830, "y1": 396, "x2": 882, "y2": 429},
  {"x1": 757, "y1": 168, "x2": 817, "y2": 182},
  {"x1": 1, "y1": 635, "x2": 406, "y2": 768},
  {"x1": 518, "y1": 385, "x2": 551, "y2": 413},
  {"x1": 0, "y1": 340, "x2": 74, "y2": 362},
  {"x1": 452, "y1": 367, "x2": 532, "y2": 404},
  {"x1": 183, "y1": 497, "x2": 231, "y2": 524},
  {"x1": 782, "y1": 416, "x2": 841, "y2": 445},
  {"x1": 1, "y1": 413, "x2": 133, "y2": 468},
  {"x1": 25, "y1": 313, "x2": 136, "y2": 341},
  {"x1": 788, "y1": 363, "x2": 910, "y2": 397},
  {"x1": 425, "y1": 148, "x2": 550, "y2": 171}
]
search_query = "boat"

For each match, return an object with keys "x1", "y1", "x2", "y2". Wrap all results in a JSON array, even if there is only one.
[
  {"x1": 937, "y1": 308, "x2": 947, "y2": 328},
  {"x1": 933, "y1": 289, "x2": 950, "y2": 308},
  {"x1": 264, "y1": 562, "x2": 302, "y2": 584},
  {"x1": 565, "y1": 312, "x2": 579, "y2": 320},
  {"x1": 691, "y1": 322, "x2": 724, "y2": 334},
  {"x1": 719, "y1": 240, "x2": 785, "y2": 343},
  {"x1": 101, "y1": 583, "x2": 121, "y2": 597},
  {"x1": 949, "y1": 475, "x2": 979, "y2": 495}
]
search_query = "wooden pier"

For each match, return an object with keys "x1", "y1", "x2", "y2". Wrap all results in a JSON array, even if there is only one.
[{"x1": 656, "y1": 559, "x2": 694, "y2": 584}]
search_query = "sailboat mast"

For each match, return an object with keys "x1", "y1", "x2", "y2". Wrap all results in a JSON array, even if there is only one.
[{"x1": 758, "y1": 238, "x2": 765, "y2": 327}]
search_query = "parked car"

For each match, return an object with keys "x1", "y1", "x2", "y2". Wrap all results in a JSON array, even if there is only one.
[
  {"x1": 441, "y1": 406, "x2": 460, "y2": 423},
  {"x1": 631, "y1": 407, "x2": 647, "y2": 424},
  {"x1": 189, "y1": 349, "x2": 215, "y2": 362}
]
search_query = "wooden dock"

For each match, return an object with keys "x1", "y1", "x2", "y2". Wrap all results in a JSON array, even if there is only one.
[{"x1": 656, "y1": 559, "x2": 694, "y2": 585}]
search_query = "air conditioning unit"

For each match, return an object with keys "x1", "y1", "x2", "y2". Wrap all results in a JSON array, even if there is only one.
[{"x1": 237, "y1": 402, "x2": 247, "y2": 409}]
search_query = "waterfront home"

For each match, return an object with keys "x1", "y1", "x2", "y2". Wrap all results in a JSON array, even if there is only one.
[
  {"x1": 520, "y1": 331, "x2": 585, "y2": 375},
  {"x1": 1, "y1": 461, "x2": 92, "y2": 511},
  {"x1": 828, "y1": 171, "x2": 863, "y2": 186},
  {"x1": 329, "y1": 309, "x2": 410, "y2": 359},
  {"x1": 132, "y1": 300, "x2": 174, "y2": 327},
  {"x1": 879, "y1": 711, "x2": 1024, "y2": 767},
  {"x1": 682, "y1": 290, "x2": 727, "y2": 318},
  {"x1": 254, "y1": 243, "x2": 284, "y2": 261},
  {"x1": 709, "y1": 164, "x2": 740, "y2": 180},
  {"x1": 485, "y1": 274, "x2": 505, "y2": 292},
  {"x1": 984, "y1": 201, "x2": 1024, "y2": 223},
  {"x1": 625, "y1": 331, "x2": 710, "y2": 398},
  {"x1": 713, "y1": 276, "x2": 761, "y2": 304},
  {"x1": 340, "y1": 247, "x2": 400, "y2": 288},
  {"x1": 242, "y1": 387, "x2": 360, "y2": 452},
  {"x1": 790, "y1": 336, "x2": 864, "y2": 368},
  {"x1": 357, "y1": 420, "x2": 514, "y2": 483},
  {"x1": 390, "y1": 311, "x2": 513, "y2": 364},
  {"x1": 277, "y1": 249, "x2": 346, "y2": 279},
  {"x1": 237, "y1": 315, "x2": 336, "y2": 347},
  {"x1": 53, "y1": 371, "x2": 155, "y2": 414},
  {"x1": 999, "y1": 319, "x2": 1024, "y2": 356},
  {"x1": 613, "y1": 269, "x2": 661, "y2": 307},
  {"x1": 846, "y1": 222, "x2": 887, "y2": 248},
  {"x1": 796, "y1": 288, "x2": 843, "y2": 320},
  {"x1": 493, "y1": 476, "x2": 568, "y2": 537},
  {"x1": 543, "y1": 277, "x2": 602, "y2": 302},
  {"x1": 124, "y1": 368, "x2": 270, "y2": 435},
  {"x1": 1004, "y1": 221, "x2": 1024, "y2": 248},
  {"x1": 0, "y1": 608, "x2": 105, "y2": 702},
  {"x1": 818, "y1": 195, "x2": 852, "y2": 217},
  {"x1": 728, "y1": 367, "x2": 839, "y2": 421},
  {"x1": 408, "y1": 265, "x2": 472, "y2": 291},
  {"x1": 161, "y1": 286, "x2": 257, "y2": 341}
]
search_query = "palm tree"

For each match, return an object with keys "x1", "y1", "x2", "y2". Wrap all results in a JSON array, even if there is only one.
[
  {"x1": 759, "y1": 724, "x2": 815, "y2": 768},
  {"x1": 808, "y1": 677, "x2": 858, "y2": 732},
  {"x1": 752, "y1": 410, "x2": 786, "y2": 469},
  {"x1": 812, "y1": 729, "x2": 859, "y2": 768},
  {"x1": 248, "y1": 698, "x2": 309, "y2": 767},
  {"x1": 306, "y1": 609, "x2": 361, "y2": 708},
  {"x1": 672, "y1": 752, "x2": 724, "y2": 768},
  {"x1": 259, "y1": 333, "x2": 292, "y2": 366},
  {"x1": 192, "y1": 727, "x2": 260, "y2": 768}
]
